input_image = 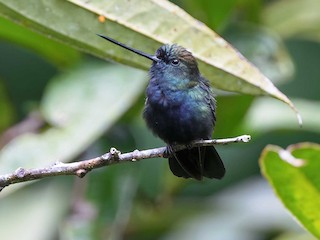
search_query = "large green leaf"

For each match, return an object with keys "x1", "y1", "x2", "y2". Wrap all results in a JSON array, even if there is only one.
[
  {"x1": 0, "y1": 0, "x2": 301, "y2": 123},
  {"x1": 0, "y1": 16, "x2": 80, "y2": 68},
  {"x1": 260, "y1": 143, "x2": 320, "y2": 238},
  {"x1": 0, "y1": 62, "x2": 146, "y2": 175}
]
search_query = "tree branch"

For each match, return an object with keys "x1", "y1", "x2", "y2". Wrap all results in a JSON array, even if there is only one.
[{"x1": 0, "y1": 134, "x2": 251, "y2": 191}]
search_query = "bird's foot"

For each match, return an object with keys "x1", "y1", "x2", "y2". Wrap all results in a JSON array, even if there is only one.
[
  {"x1": 186, "y1": 143, "x2": 193, "y2": 150},
  {"x1": 163, "y1": 145, "x2": 175, "y2": 158}
]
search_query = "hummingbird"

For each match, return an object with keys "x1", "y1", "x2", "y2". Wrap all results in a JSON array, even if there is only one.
[{"x1": 98, "y1": 34, "x2": 225, "y2": 180}]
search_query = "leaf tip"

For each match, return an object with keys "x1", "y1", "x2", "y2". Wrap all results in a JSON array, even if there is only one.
[
  {"x1": 286, "y1": 98, "x2": 303, "y2": 127},
  {"x1": 297, "y1": 112, "x2": 303, "y2": 128}
]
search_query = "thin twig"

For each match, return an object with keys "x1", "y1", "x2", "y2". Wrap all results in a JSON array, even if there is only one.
[
  {"x1": 0, "y1": 134, "x2": 251, "y2": 191},
  {"x1": 0, "y1": 111, "x2": 44, "y2": 148}
]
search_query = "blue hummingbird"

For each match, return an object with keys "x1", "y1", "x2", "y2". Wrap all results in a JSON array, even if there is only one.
[{"x1": 98, "y1": 34, "x2": 225, "y2": 180}]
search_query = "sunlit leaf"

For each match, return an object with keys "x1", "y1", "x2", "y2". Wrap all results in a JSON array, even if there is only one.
[
  {"x1": 0, "y1": 0, "x2": 300, "y2": 123},
  {"x1": 260, "y1": 143, "x2": 320, "y2": 239}
]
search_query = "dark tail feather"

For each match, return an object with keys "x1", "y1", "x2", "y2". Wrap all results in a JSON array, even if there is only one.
[
  {"x1": 168, "y1": 146, "x2": 225, "y2": 180},
  {"x1": 203, "y1": 146, "x2": 225, "y2": 179}
]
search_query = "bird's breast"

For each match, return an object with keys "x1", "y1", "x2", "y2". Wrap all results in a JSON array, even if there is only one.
[{"x1": 144, "y1": 84, "x2": 213, "y2": 143}]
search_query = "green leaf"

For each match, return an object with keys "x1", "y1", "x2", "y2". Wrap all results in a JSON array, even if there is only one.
[
  {"x1": 176, "y1": 0, "x2": 238, "y2": 30},
  {"x1": 260, "y1": 143, "x2": 320, "y2": 238},
  {"x1": 0, "y1": 0, "x2": 301, "y2": 123},
  {"x1": 0, "y1": 16, "x2": 80, "y2": 68},
  {"x1": 263, "y1": 0, "x2": 320, "y2": 41},
  {"x1": 0, "y1": 62, "x2": 146, "y2": 175}
]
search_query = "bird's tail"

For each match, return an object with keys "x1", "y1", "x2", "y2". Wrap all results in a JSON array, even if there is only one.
[{"x1": 168, "y1": 146, "x2": 225, "y2": 180}]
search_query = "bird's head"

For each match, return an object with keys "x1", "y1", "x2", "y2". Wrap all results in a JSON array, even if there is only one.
[
  {"x1": 151, "y1": 44, "x2": 200, "y2": 86},
  {"x1": 97, "y1": 34, "x2": 201, "y2": 90}
]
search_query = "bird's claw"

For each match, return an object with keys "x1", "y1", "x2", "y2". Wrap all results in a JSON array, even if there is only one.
[
  {"x1": 186, "y1": 143, "x2": 193, "y2": 149},
  {"x1": 164, "y1": 145, "x2": 174, "y2": 158}
]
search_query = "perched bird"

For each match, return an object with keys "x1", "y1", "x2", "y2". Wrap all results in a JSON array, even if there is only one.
[{"x1": 98, "y1": 34, "x2": 225, "y2": 180}]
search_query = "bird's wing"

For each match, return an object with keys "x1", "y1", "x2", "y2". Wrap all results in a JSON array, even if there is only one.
[{"x1": 200, "y1": 76, "x2": 216, "y2": 126}]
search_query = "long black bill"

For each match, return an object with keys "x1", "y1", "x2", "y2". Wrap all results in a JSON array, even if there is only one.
[{"x1": 97, "y1": 34, "x2": 159, "y2": 62}]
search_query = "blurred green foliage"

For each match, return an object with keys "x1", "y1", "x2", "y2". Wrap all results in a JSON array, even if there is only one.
[{"x1": 0, "y1": 0, "x2": 319, "y2": 240}]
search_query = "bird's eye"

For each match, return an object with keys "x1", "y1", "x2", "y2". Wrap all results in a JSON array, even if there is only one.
[{"x1": 171, "y1": 59, "x2": 180, "y2": 65}]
